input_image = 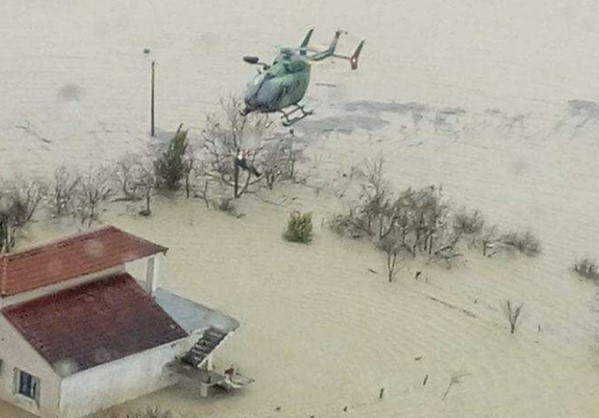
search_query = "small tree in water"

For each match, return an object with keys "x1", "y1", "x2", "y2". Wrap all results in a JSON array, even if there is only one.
[
  {"x1": 377, "y1": 229, "x2": 404, "y2": 282},
  {"x1": 504, "y1": 300, "x2": 524, "y2": 334},
  {"x1": 0, "y1": 177, "x2": 48, "y2": 253},
  {"x1": 155, "y1": 124, "x2": 189, "y2": 191},
  {"x1": 284, "y1": 211, "x2": 313, "y2": 243}
]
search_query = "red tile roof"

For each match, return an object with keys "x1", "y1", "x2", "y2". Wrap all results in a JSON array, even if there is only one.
[
  {"x1": 2, "y1": 273, "x2": 188, "y2": 375},
  {"x1": 0, "y1": 226, "x2": 167, "y2": 296}
]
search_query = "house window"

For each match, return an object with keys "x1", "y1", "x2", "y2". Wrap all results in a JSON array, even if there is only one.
[{"x1": 15, "y1": 369, "x2": 39, "y2": 400}]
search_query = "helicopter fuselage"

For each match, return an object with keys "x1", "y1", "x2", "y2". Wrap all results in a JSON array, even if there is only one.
[{"x1": 243, "y1": 53, "x2": 311, "y2": 114}]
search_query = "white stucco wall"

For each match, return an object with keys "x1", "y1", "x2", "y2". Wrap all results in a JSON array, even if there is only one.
[
  {"x1": 59, "y1": 336, "x2": 196, "y2": 418},
  {"x1": 0, "y1": 316, "x2": 61, "y2": 418}
]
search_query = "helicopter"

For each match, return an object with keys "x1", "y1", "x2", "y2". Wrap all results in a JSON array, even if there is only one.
[{"x1": 240, "y1": 28, "x2": 365, "y2": 126}]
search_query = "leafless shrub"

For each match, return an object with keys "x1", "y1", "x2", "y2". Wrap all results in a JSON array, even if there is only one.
[
  {"x1": 201, "y1": 96, "x2": 299, "y2": 198},
  {"x1": 329, "y1": 158, "x2": 463, "y2": 272},
  {"x1": 50, "y1": 165, "x2": 81, "y2": 217},
  {"x1": 211, "y1": 195, "x2": 243, "y2": 218},
  {"x1": 376, "y1": 229, "x2": 405, "y2": 282},
  {"x1": 73, "y1": 166, "x2": 113, "y2": 227},
  {"x1": 482, "y1": 226, "x2": 541, "y2": 258},
  {"x1": 504, "y1": 300, "x2": 524, "y2": 334},
  {"x1": 352, "y1": 157, "x2": 394, "y2": 239},
  {"x1": 573, "y1": 258, "x2": 599, "y2": 283},
  {"x1": 134, "y1": 158, "x2": 157, "y2": 217},
  {"x1": 0, "y1": 177, "x2": 48, "y2": 253},
  {"x1": 4, "y1": 176, "x2": 48, "y2": 225},
  {"x1": 260, "y1": 132, "x2": 304, "y2": 190},
  {"x1": 328, "y1": 211, "x2": 364, "y2": 239},
  {"x1": 201, "y1": 96, "x2": 270, "y2": 198},
  {"x1": 499, "y1": 230, "x2": 541, "y2": 257},
  {"x1": 112, "y1": 153, "x2": 158, "y2": 216},
  {"x1": 453, "y1": 208, "x2": 484, "y2": 246},
  {"x1": 102, "y1": 406, "x2": 173, "y2": 418},
  {"x1": 125, "y1": 407, "x2": 173, "y2": 418},
  {"x1": 113, "y1": 153, "x2": 143, "y2": 200},
  {"x1": 182, "y1": 153, "x2": 195, "y2": 199},
  {"x1": 482, "y1": 224, "x2": 500, "y2": 257}
]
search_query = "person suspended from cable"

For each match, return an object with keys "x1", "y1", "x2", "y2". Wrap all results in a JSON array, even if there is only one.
[{"x1": 235, "y1": 149, "x2": 261, "y2": 177}]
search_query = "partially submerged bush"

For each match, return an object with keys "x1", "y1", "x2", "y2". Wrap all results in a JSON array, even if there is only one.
[
  {"x1": 329, "y1": 157, "x2": 544, "y2": 277},
  {"x1": 284, "y1": 211, "x2": 313, "y2": 243},
  {"x1": 573, "y1": 258, "x2": 599, "y2": 282},
  {"x1": 499, "y1": 230, "x2": 541, "y2": 257},
  {"x1": 154, "y1": 124, "x2": 190, "y2": 191},
  {"x1": 453, "y1": 209, "x2": 484, "y2": 244},
  {"x1": 328, "y1": 211, "x2": 363, "y2": 239},
  {"x1": 213, "y1": 196, "x2": 236, "y2": 214},
  {"x1": 50, "y1": 165, "x2": 80, "y2": 217},
  {"x1": 0, "y1": 176, "x2": 48, "y2": 253},
  {"x1": 504, "y1": 300, "x2": 524, "y2": 334},
  {"x1": 103, "y1": 406, "x2": 173, "y2": 418},
  {"x1": 73, "y1": 166, "x2": 113, "y2": 227},
  {"x1": 125, "y1": 407, "x2": 173, "y2": 418}
]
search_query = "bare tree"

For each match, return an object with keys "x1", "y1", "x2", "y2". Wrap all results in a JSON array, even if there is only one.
[
  {"x1": 504, "y1": 300, "x2": 524, "y2": 334},
  {"x1": 201, "y1": 95, "x2": 275, "y2": 198},
  {"x1": 329, "y1": 158, "x2": 467, "y2": 273},
  {"x1": 50, "y1": 165, "x2": 81, "y2": 217},
  {"x1": 133, "y1": 158, "x2": 157, "y2": 217},
  {"x1": 376, "y1": 229, "x2": 405, "y2": 282},
  {"x1": 482, "y1": 224, "x2": 500, "y2": 257},
  {"x1": 354, "y1": 157, "x2": 394, "y2": 239},
  {"x1": 442, "y1": 373, "x2": 468, "y2": 401},
  {"x1": 453, "y1": 208, "x2": 484, "y2": 247},
  {"x1": 0, "y1": 176, "x2": 48, "y2": 253},
  {"x1": 113, "y1": 153, "x2": 143, "y2": 200},
  {"x1": 260, "y1": 131, "x2": 304, "y2": 189},
  {"x1": 182, "y1": 152, "x2": 195, "y2": 199},
  {"x1": 73, "y1": 167, "x2": 113, "y2": 227}
]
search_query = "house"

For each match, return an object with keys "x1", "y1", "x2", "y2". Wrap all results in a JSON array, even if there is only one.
[{"x1": 0, "y1": 226, "x2": 239, "y2": 418}]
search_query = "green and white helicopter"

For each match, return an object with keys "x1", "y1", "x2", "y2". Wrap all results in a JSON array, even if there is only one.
[{"x1": 241, "y1": 28, "x2": 365, "y2": 126}]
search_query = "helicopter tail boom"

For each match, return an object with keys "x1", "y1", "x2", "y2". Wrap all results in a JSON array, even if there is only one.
[
  {"x1": 333, "y1": 40, "x2": 365, "y2": 70},
  {"x1": 307, "y1": 29, "x2": 345, "y2": 61}
]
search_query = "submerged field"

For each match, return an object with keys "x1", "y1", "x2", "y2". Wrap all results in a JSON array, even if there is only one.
[{"x1": 2, "y1": 0, "x2": 599, "y2": 417}]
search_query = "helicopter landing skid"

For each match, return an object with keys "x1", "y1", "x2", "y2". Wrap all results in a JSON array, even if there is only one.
[{"x1": 280, "y1": 105, "x2": 313, "y2": 127}]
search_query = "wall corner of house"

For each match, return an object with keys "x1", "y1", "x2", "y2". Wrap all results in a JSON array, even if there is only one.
[{"x1": 1, "y1": 256, "x2": 7, "y2": 297}]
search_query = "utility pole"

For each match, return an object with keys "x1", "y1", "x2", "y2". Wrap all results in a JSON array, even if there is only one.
[{"x1": 150, "y1": 60, "x2": 155, "y2": 137}]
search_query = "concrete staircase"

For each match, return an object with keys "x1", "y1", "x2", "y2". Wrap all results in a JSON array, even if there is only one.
[{"x1": 182, "y1": 327, "x2": 228, "y2": 368}]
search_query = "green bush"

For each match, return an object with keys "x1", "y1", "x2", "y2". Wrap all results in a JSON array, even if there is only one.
[
  {"x1": 154, "y1": 124, "x2": 189, "y2": 191},
  {"x1": 284, "y1": 211, "x2": 313, "y2": 243}
]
